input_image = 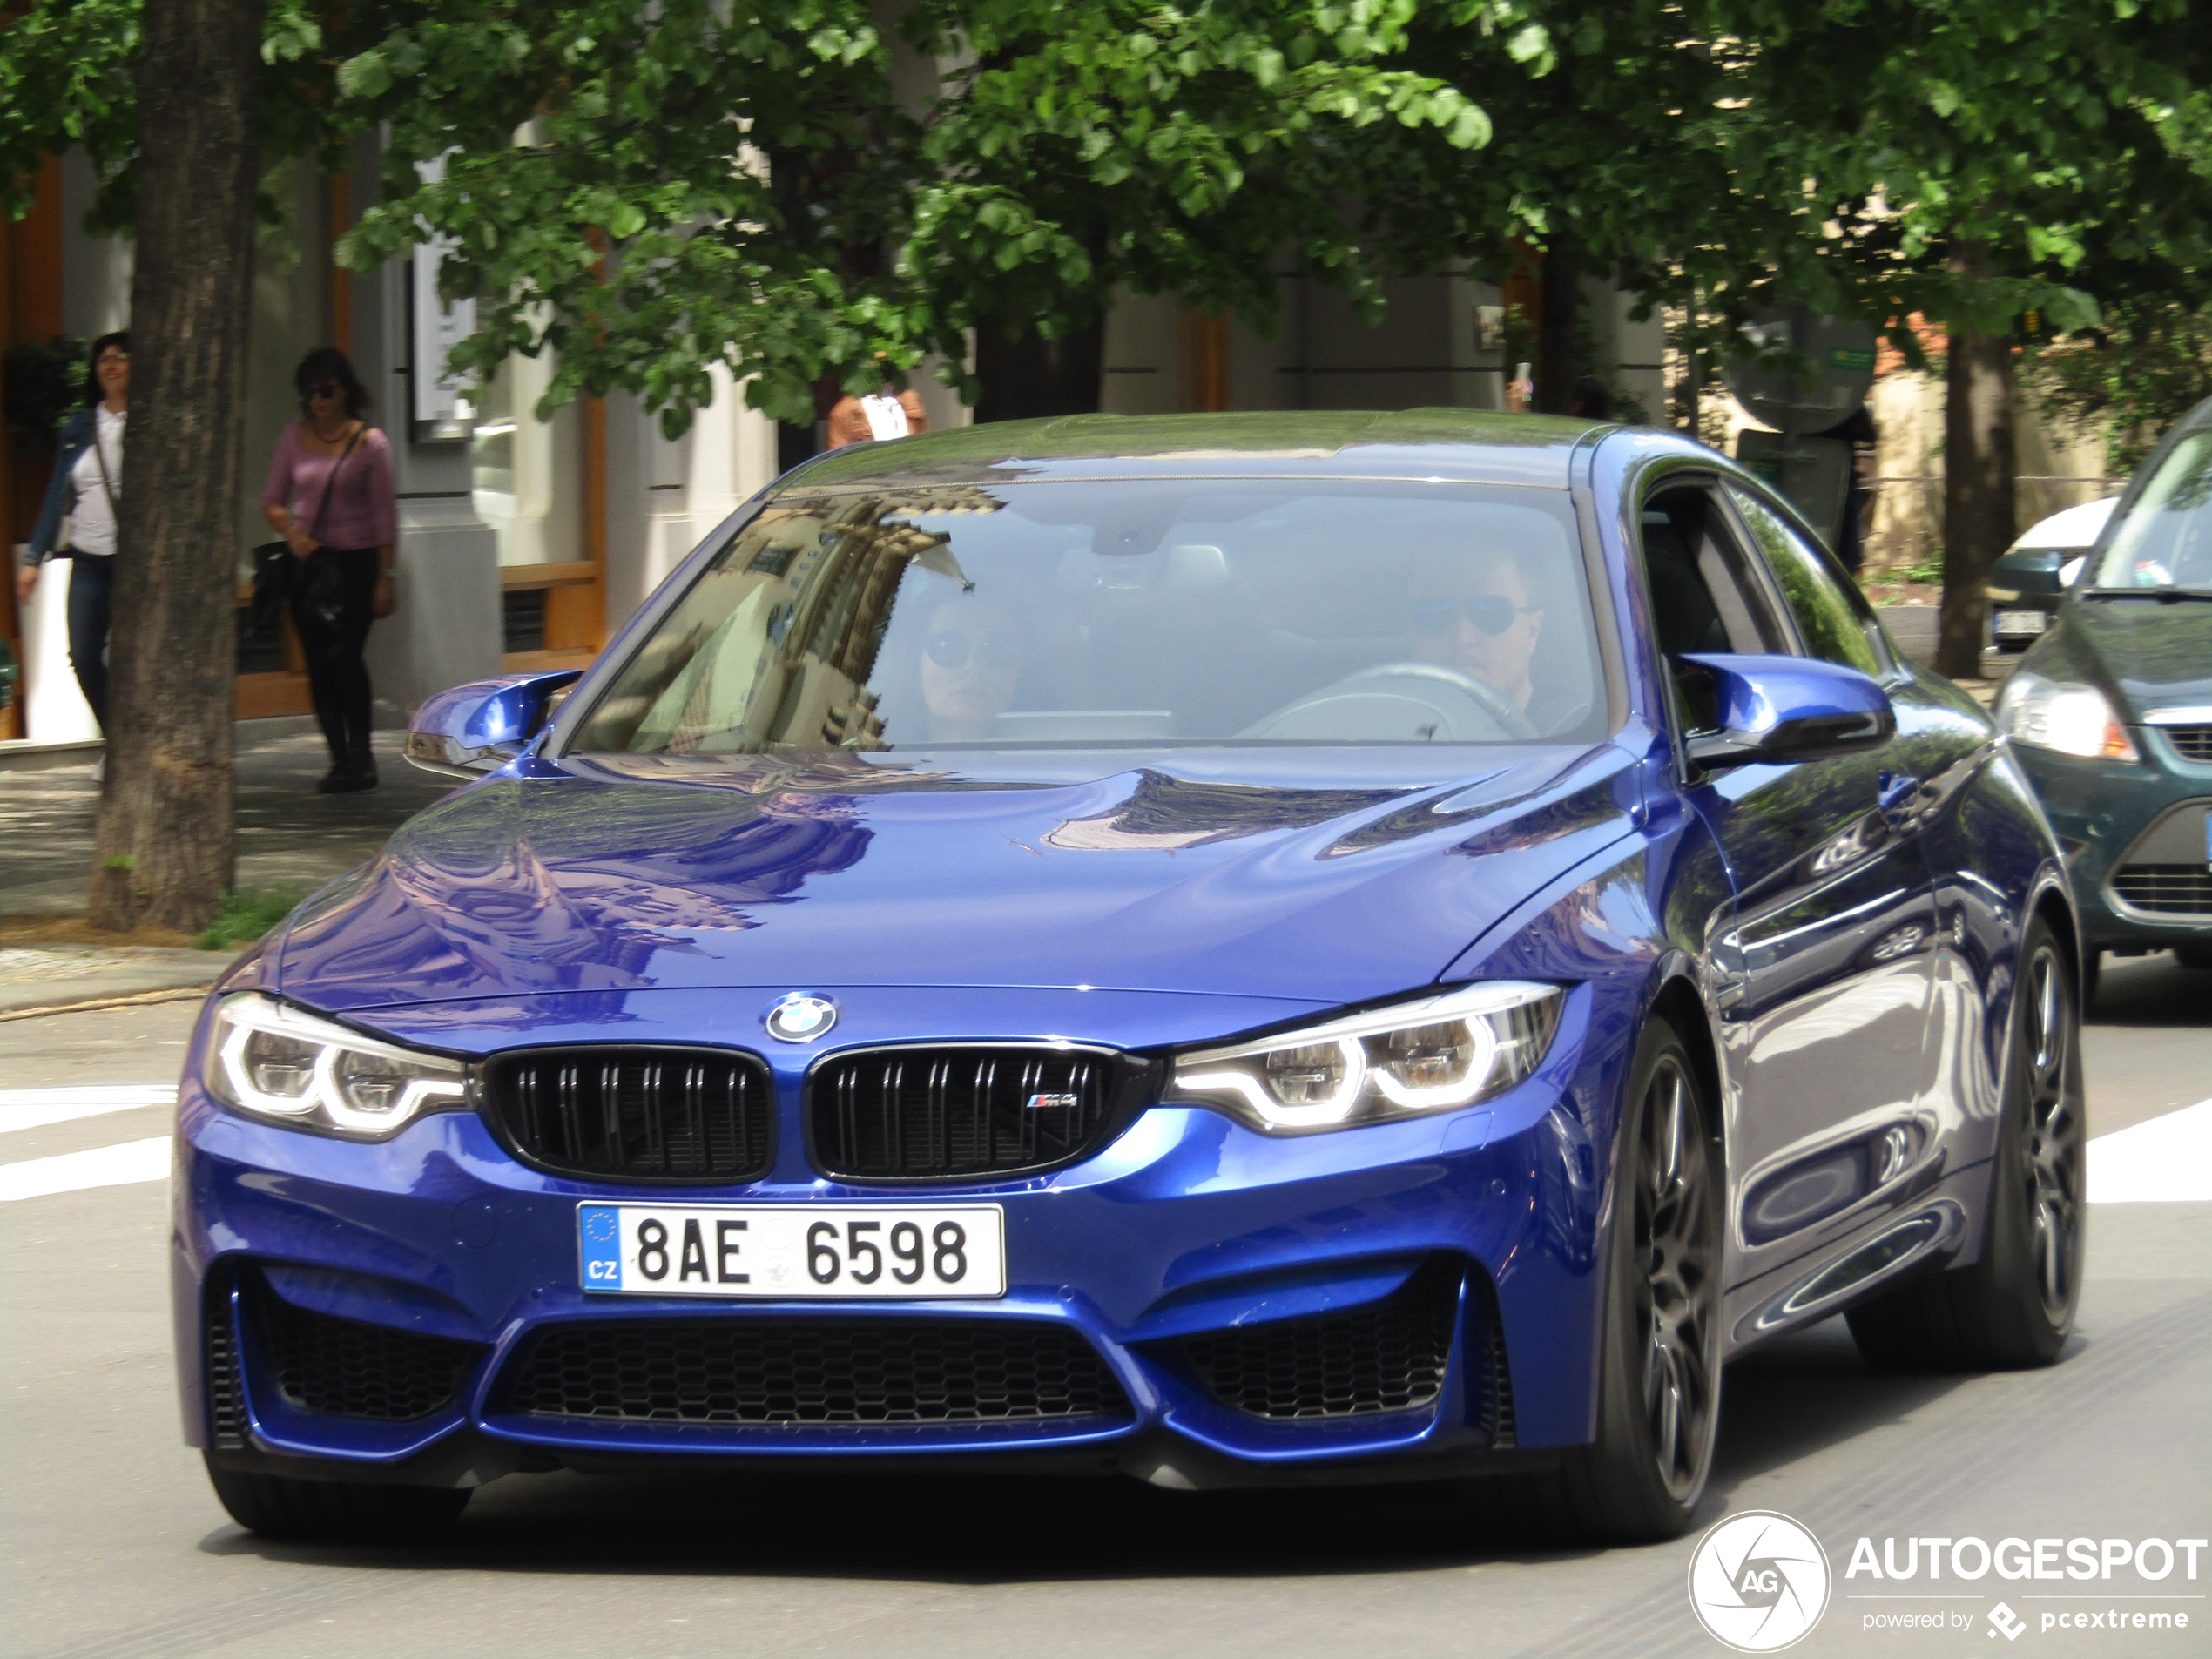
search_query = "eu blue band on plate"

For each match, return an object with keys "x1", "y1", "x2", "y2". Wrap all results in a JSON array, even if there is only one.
[{"x1": 579, "y1": 1204, "x2": 623, "y2": 1288}]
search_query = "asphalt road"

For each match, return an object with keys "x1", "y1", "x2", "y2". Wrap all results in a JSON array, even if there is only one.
[{"x1": 2, "y1": 955, "x2": 2207, "y2": 1659}]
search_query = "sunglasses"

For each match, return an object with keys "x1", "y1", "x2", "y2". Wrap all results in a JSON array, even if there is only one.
[
  {"x1": 925, "y1": 630, "x2": 1021, "y2": 671},
  {"x1": 96, "y1": 351, "x2": 131, "y2": 366},
  {"x1": 1412, "y1": 595, "x2": 1539, "y2": 638},
  {"x1": 307, "y1": 382, "x2": 343, "y2": 400}
]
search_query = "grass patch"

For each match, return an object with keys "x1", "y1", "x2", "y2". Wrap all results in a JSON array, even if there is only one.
[
  {"x1": 193, "y1": 889, "x2": 306, "y2": 952},
  {"x1": 1894, "y1": 555, "x2": 1946, "y2": 586}
]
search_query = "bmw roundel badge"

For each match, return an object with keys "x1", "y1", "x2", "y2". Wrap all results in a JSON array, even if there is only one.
[{"x1": 764, "y1": 993, "x2": 839, "y2": 1043}]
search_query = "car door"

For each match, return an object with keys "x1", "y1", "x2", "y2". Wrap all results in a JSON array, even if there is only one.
[{"x1": 1636, "y1": 477, "x2": 1939, "y2": 1304}]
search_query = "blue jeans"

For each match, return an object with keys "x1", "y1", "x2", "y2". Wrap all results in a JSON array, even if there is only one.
[{"x1": 60, "y1": 552, "x2": 112, "y2": 732}]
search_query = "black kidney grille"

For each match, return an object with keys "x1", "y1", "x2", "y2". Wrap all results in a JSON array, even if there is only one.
[
  {"x1": 812, "y1": 1046, "x2": 1124, "y2": 1179},
  {"x1": 502, "y1": 1317, "x2": 1133, "y2": 1425},
  {"x1": 2113, "y1": 864, "x2": 2212, "y2": 917},
  {"x1": 1180, "y1": 1259, "x2": 1463, "y2": 1420},
  {"x1": 488, "y1": 1048, "x2": 774, "y2": 1181},
  {"x1": 256, "y1": 1281, "x2": 482, "y2": 1421},
  {"x1": 2160, "y1": 725, "x2": 2212, "y2": 762}
]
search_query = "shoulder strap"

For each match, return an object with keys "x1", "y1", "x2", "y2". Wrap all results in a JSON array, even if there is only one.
[
  {"x1": 90, "y1": 413, "x2": 121, "y2": 520},
  {"x1": 304, "y1": 424, "x2": 365, "y2": 543}
]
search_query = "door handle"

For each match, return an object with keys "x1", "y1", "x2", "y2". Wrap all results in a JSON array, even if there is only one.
[{"x1": 1878, "y1": 772, "x2": 1920, "y2": 816}]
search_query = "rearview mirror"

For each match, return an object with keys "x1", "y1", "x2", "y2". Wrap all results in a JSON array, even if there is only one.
[
  {"x1": 403, "y1": 670, "x2": 583, "y2": 779},
  {"x1": 1679, "y1": 652, "x2": 1894, "y2": 769}
]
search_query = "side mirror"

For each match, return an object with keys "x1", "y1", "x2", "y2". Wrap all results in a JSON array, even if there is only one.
[
  {"x1": 403, "y1": 671, "x2": 583, "y2": 779},
  {"x1": 1679, "y1": 652, "x2": 1894, "y2": 768}
]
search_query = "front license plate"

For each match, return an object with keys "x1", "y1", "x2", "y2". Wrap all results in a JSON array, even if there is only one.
[
  {"x1": 1994, "y1": 609, "x2": 2047, "y2": 637},
  {"x1": 578, "y1": 1203, "x2": 1005, "y2": 1298}
]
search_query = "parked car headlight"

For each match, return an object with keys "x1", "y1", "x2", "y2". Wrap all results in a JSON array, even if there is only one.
[
  {"x1": 203, "y1": 994, "x2": 469, "y2": 1139},
  {"x1": 1166, "y1": 981, "x2": 1562, "y2": 1133},
  {"x1": 1994, "y1": 671, "x2": 2138, "y2": 762}
]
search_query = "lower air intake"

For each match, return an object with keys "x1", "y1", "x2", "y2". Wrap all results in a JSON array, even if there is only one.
[
  {"x1": 2112, "y1": 864, "x2": 2212, "y2": 918},
  {"x1": 503, "y1": 1317, "x2": 1133, "y2": 1425},
  {"x1": 1179, "y1": 1258, "x2": 1465, "y2": 1420},
  {"x1": 257, "y1": 1280, "x2": 482, "y2": 1421}
]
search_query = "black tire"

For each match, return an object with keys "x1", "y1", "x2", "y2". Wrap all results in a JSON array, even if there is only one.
[
  {"x1": 2080, "y1": 947, "x2": 2101, "y2": 1010},
  {"x1": 206, "y1": 1456, "x2": 471, "y2": 1542},
  {"x1": 1468, "y1": 1020, "x2": 1723, "y2": 1543},
  {"x1": 2174, "y1": 945, "x2": 2212, "y2": 972},
  {"x1": 1846, "y1": 915, "x2": 2085, "y2": 1371}
]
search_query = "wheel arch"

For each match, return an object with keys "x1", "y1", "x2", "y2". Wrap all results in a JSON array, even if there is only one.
[{"x1": 1644, "y1": 968, "x2": 1726, "y2": 1179}]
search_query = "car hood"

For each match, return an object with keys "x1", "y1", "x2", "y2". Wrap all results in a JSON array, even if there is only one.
[
  {"x1": 271, "y1": 743, "x2": 1641, "y2": 1014},
  {"x1": 2036, "y1": 597, "x2": 2212, "y2": 715}
]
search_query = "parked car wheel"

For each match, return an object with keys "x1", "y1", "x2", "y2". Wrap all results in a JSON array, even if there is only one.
[
  {"x1": 1847, "y1": 916, "x2": 2085, "y2": 1370},
  {"x1": 206, "y1": 1457, "x2": 471, "y2": 1542},
  {"x1": 1474, "y1": 1020, "x2": 1722, "y2": 1542}
]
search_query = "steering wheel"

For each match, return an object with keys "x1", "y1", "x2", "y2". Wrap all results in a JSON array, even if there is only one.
[{"x1": 1243, "y1": 662, "x2": 1539, "y2": 743}]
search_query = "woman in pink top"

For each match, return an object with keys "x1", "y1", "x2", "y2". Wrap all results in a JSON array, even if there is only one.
[{"x1": 261, "y1": 347, "x2": 398, "y2": 793}]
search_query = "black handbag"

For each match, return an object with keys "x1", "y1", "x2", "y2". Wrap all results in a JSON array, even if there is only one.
[{"x1": 251, "y1": 427, "x2": 362, "y2": 633}]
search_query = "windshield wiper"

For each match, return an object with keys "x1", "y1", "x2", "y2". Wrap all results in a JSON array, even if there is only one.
[{"x1": 2082, "y1": 586, "x2": 2212, "y2": 602}]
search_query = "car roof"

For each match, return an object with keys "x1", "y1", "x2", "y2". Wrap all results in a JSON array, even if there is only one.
[
  {"x1": 2012, "y1": 496, "x2": 2119, "y2": 551},
  {"x1": 774, "y1": 409, "x2": 1613, "y2": 493}
]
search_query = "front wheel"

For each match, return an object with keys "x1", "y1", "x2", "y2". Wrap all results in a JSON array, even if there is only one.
[
  {"x1": 206, "y1": 1456, "x2": 471, "y2": 1542},
  {"x1": 1847, "y1": 915, "x2": 2085, "y2": 1370},
  {"x1": 1469, "y1": 1019, "x2": 1723, "y2": 1542}
]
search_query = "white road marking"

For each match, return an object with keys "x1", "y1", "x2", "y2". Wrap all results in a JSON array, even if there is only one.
[
  {"x1": 0, "y1": 1136, "x2": 171, "y2": 1203},
  {"x1": 0, "y1": 1084, "x2": 179, "y2": 1136},
  {"x1": 2087, "y1": 1096, "x2": 2212, "y2": 1204}
]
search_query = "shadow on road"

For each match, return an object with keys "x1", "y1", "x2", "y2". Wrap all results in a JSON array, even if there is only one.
[
  {"x1": 2088, "y1": 951, "x2": 2212, "y2": 1028},
  {"x1": 193, "y1": 1317, "x2": 1990, "y2": 1583}
]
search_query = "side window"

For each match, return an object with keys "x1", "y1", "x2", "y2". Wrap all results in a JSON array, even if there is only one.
[
  {"x1": 1638, "y1": 484, "x2": 1789, "y2": 732},
  {"x1": 1726, "y1": 484, "x2": 1887, "y2": 677}
]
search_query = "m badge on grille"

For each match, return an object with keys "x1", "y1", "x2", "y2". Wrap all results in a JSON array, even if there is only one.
[{"x1": 1026, "y1": 1092, "x2": 1082, "y2": 1111}]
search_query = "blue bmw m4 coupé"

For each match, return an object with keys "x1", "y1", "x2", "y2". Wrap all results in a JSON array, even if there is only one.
[{"x1": 177, "y1": 411, "x2": 2086, "y2": 1545}]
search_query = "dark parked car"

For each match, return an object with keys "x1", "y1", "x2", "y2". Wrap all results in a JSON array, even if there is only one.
[
  {"x1": 1986, "y1": 497, "x2": 2118, "y2": 652},
  {"x1": 176, "y1": 411, "x2": 2084, "y2": 1549},
  {"x1": 1996, "y1": 396, "x2": 2212, "y2": 988}
]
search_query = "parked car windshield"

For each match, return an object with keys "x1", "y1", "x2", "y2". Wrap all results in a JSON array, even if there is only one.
[
  {"x1": 568, "y1": 480, "x2": 1608, "y2": 754},
  {"x1": 2089, "y1": 428, "x2": 2212, "y2": 592}
]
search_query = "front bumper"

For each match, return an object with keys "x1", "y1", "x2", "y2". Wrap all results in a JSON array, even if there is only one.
[
  {"x1": 174, "y1": 986, "x2": 1617, "y2": 1490},
  {"x1": 2014, "y1": 738, "x2": 2212, "y2": 951}
]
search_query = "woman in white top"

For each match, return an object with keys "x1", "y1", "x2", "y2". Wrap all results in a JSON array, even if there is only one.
[{"x1": 17, "y1": 332, "x2": 130, "y2": 732}]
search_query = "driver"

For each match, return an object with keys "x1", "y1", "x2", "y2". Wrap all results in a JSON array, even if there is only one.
[
  {"x1": 918, "y1": 593, "x2": 1024, "y2": 741},
  {"x1": 1406, "y1": 545, "x2": 1547, "y2": 719}
]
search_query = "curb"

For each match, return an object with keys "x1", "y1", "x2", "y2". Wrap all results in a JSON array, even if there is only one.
[{"x1": 0, "y1": 985, "x2": 212, "y2": 1024}]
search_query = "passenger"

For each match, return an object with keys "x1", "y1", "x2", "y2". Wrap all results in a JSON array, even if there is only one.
[
  {"x1": 918, "y1": 594, "x2": 1022, "y2": 741},
  {"x1": 1406, "y1": 547, "x2": 1548, "y2": 724}
]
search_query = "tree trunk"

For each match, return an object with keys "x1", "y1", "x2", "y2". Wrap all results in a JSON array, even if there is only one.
[
  {"x1": 1535, "y1": 226, "x2": 1582, "y2": 415},
  {"x1": 86, "y1": 0, "x2": 262, "y2": 933},
  {"x1": 974, "y1": 316, "x2": 1105, "y2": 422},
  {"x1": 1937, "y1": 240, "x2": 2015, "y2": 683}
]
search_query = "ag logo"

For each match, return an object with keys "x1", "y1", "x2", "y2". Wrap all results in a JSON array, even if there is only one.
[
  {"x1": 1686, "y1": 1510, "x2": 1831, "y2": 1652},
  {"x1": 764, "y1": 993, "x2": 838, "y2": 1043}
]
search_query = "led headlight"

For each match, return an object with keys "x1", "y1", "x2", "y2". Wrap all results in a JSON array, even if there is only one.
[
  {"x1": 203, "y1": 994, "x2": 469, "y2": 1140},
  {"x1": 1994, "y1": 671, "x2": 2138, "y2": 762},
  {"x1": 1166, "y1": 981, "x2": 1563, "y2": 1134}
]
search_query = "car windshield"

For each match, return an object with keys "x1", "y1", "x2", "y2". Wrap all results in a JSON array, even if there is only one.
[
  {"x1": 2088, "y1": 429, "x2": 2212, "y2": 592},
  {"x1": 568, "y1": 479, "x2": 1608, "y2": 754}
]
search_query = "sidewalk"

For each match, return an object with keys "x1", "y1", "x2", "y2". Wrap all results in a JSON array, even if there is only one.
[{"x1": 0, "y1": 723, "x2": 455, "y2": 1012}]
